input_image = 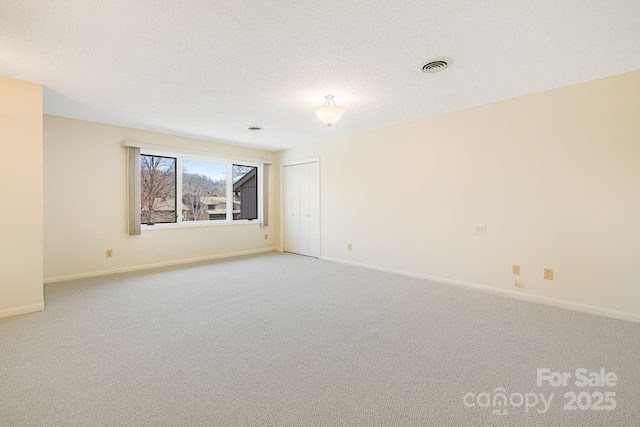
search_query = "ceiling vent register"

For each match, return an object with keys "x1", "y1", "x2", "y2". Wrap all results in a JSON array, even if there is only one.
[{"x1": 421, "y1": 57, "x2": 453, "y2": 74}]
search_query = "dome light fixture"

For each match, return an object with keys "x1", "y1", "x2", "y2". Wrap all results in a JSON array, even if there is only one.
[{"x1": 313, "y1": 95, "x2": 345, "y2": 127}]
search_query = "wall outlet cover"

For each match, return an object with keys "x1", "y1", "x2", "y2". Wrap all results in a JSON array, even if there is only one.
[{"x1": 474, "y1": 224, "x2": 487, "y2": 235}]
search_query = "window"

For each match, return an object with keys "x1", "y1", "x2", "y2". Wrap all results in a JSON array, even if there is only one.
[
  {"x1": 137, "y1": 149, "x2": 261, "y2": 228},
  {"x1": 233, "y1": 165, "x2": 258, "y2": 220},
  {"x1": 182, "y1": 160, "x2": 227, "y2": 222},
  {"x1": 140, "y1": 155, "x2": 176, "y2": 224}
]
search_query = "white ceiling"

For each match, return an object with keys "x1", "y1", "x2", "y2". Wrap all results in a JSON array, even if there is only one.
[{"x1": 1, "y1": 1, "x2": 639, "y2": 151}]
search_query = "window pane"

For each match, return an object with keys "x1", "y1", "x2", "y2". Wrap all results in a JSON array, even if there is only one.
[
  {"x1": 140, "y1": 155, "x2": 177, "y2": 224},
  {"x1": 232, "y1": 165, "x2": 258, "y2": 220},
  {"x1": 182, "y1": 160, "x2": 227, "y2": 221}
]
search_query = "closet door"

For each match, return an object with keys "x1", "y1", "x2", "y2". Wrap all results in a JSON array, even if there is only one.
[{"x1": 283, "y1": 161, "x2": 319, "y2": 257}]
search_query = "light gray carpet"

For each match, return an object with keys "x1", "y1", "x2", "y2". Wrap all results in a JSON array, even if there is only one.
[{"x1": 1, "y1": 252, "x2": 639, "y2": 426}]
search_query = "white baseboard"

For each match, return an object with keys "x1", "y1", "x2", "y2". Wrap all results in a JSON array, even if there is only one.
[
  {"x1": 44, "y1": 247, "x2": 279, "y2": 284},
  {"x1": 0, "y1": 301, "x2": 45, "y2": 319},
  {"x1": 320, "y1": 256, "x2": 640, "y2": 324}
]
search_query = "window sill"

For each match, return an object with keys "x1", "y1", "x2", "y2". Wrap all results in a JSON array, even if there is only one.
[{"x1": 141, "y1": 220, "x2": 261, "y2": 231}]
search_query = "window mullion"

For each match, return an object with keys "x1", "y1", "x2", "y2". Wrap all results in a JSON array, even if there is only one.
[{"x1": 176, "y1": 157, "x2": 183, "y2": 224}]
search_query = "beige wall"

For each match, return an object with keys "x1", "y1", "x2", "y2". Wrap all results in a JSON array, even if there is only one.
[
  {"x1": 278, "y1": 71, "x2": 640, "y2": 320},
  {"x1": 43, "y1": 116, "x2": 278, "y2": 281},
  {"x1": 0, "y1": 76, "x2": 44, "y2": 318}
]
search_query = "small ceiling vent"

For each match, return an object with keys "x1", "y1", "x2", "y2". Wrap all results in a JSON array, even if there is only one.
[{"x1": 421, "y1": 57, "x2": 453, "y2": 74}]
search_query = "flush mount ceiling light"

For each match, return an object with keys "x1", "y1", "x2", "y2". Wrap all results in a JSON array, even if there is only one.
[
  {"x1": 421, "y1": 56, "x2": 453, "y2": 74},
  {"x1": 313, "y1": 95, "x2": 346, "y2": 127}
]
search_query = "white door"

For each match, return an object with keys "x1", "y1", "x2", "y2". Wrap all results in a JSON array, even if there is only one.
[{"x1": 283, "y1": 161, "x2": 319, "y2": 257}]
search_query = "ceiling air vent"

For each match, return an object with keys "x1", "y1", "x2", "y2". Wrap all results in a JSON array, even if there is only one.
[{"x1": 421, "y1": 57, "x2": 453, "y2": 74}]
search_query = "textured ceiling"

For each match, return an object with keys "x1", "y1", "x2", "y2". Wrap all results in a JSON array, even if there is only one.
[{"x1": 1, "y1": 1, "x2": 639, "y2": 151}]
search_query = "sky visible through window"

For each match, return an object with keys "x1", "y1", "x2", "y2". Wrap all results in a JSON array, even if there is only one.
[{"x1": 183, "y1": 160, "x2": 226, "y2": 180}]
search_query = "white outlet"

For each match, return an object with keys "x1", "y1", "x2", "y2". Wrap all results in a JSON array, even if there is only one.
[
  {"x1": 474, "y1": 224, "x2": 486, "y2": 235},
  {"x1": 106, "y1": 249, "x2": 113, "y2": 258},
  {"x1": 347, "y1": 243, "x2": 352, "y2": 251}
]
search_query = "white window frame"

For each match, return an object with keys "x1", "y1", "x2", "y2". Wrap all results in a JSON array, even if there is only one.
[{"x1": 137, "y1": 147, "x2": 263, "y2": 231}]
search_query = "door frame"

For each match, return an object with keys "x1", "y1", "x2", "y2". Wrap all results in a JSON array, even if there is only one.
[{"x1": 280, "y1": 158, "x2": 321, "y2": 257}]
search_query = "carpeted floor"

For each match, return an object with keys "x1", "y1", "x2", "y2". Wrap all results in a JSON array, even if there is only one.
[{"x1": 1, "y1": 252, "x2": 639, "y2": 426}]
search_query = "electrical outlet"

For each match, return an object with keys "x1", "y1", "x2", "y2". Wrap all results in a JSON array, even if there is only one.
[
  {"x1": 264, "y1": 234, "x2": 268, "y2": 240},
  {"x1": 474, "y1": 224, "x2": 486, "y2": 235},
  {"x1": 544, "y1": 268, "x2": 554, "y2": 280},
  {"x1": 347, "y1": 243, "x2": 352, "y2": 251},
  {"x1": 106, "y1": 249, "x2": 113, "y2": 258},
  {"x1": 512, "y1": 265, "x2": 521, "y2": 275}
]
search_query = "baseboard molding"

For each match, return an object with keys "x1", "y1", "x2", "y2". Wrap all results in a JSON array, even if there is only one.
[
  {"x1": 320, "y1": 256, "x2": 640, "y2": 324},
  {"x1": 44, "y1": 247, "x2": 279, "y2": 284},
  {"x1": 0, "y1": 301, "x2": 45, "y2": 319}
]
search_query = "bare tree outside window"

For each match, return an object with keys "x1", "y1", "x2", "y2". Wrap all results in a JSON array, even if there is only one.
[
  {"x1": 140, "y1": 155, "x2": 177, "y2": 224},
  {"x1": 182, "y1": 161, "x2": 227, "y2": 221},
  {"x1": 233, "y1": 165, "x2": 254, "y2": 182}
]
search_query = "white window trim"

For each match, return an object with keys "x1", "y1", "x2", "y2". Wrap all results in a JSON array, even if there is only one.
[
  {"x1": 133, "y1": 145, "x2": 266, "y2": 231},
  {"x1": 122, "y1": 140, "x2": 272, "y2": 165}
]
